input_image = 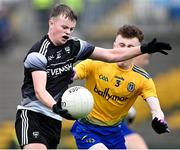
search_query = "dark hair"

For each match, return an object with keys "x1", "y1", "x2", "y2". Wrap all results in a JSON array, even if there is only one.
[
  {"x1": 117, "y1": 25, "x2": 144, "y2": 42},
  {"x1": 49, "y1": 4, "x2": 77, "y2": 21}
]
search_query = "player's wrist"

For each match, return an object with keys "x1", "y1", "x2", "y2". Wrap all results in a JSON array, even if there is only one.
[
  {"x1": 52, "y1": 101, "x2": 75, "y2": 120},
  {"x1": 151, "y1": 110, "x2": 164, "y2": 120},
  {"x1": 140, "y1": 44, "x2": 149, "y2": 54},
  {"x1": 52, "y1": 103, "x2": 58, "y2": 114}
]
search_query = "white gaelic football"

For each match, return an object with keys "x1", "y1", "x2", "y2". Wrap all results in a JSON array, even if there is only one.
[{"x1": 61, "y1": 86, "x2": 94, "y2": 119}]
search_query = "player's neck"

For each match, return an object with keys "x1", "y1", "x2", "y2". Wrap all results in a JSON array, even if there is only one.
[{"x1": 116, "y1": 62, "x2": 133, "y2": 70}]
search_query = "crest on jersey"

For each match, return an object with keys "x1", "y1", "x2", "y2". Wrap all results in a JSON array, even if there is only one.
[
  {"x1": 65, "y1": 46, "x2": 71, "y2": 53},
  {"x1": 32, "y1": 131, "x2": 39, "y2": 138},
  {"x1": 127, "y1": 82, "x2": 135, "y2": 92}
]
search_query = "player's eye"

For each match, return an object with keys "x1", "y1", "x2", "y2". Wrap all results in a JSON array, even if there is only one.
[
  {"x1": 127, "y1": 45, "x2": 134, "y2": 48},
  {"x1": 61, "y1": 25, "x2": 68, "y2": 29},
  {"x1": 119, "y1": 43, "x2": 125, "y2": 47},
  {"x1": 70, "y1": 28, "x2": 74, "y2": 32}
]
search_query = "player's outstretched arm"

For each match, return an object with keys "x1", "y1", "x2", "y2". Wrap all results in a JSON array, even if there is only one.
[
  {"x1": 90, "y1": 38, "x2": 172, "y2": 62},
  {"x1": 146, "y1": 97, "x2": 170, "y2": 134}
]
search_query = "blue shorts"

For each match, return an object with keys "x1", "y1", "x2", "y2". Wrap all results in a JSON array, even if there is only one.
[
  {"x1": 121, "y1": 122, "x2": 135, "y2": 136},
  {"x1": 71, "y1": 120, "x2": 126, "y2": 149}
]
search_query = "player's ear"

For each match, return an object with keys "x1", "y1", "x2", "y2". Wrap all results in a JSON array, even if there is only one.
[
  {"x1": 49, "y1": 18, "x2": 54, "y2": 28},
  {"x1": 113, "y1": 41, "x2": 116, "y2": 48}
]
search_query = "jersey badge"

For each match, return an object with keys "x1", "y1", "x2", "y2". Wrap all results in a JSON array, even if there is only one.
[
  {"x1": 32, "y1": 131, "x2": 39, "y2": 139},
  {"x1": 64, "y1": 46, "x2": 71, "y2": 54},
  {"x1": 127, "y1": 82, "x2": 135, "y2": 92}
]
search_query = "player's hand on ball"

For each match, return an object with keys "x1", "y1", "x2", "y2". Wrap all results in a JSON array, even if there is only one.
[
  {"x1": 52, "y1": 99, "x2": 76, "y2": 120},
  {"x1": 141, "y1": 38, "x2": 172, "y2": 55},
  {"x1": 151, "y1": 117, "x2": 170, "y2": 134}
]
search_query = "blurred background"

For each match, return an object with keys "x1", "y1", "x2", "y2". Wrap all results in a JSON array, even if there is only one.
[{"x1": 0, "y1": 0, "x2": 180, "y2": 149}]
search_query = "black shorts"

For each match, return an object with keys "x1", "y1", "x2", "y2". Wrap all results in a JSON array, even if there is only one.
[{"x1": 15, "y1": 109, "x2": 62, "y2": 149}]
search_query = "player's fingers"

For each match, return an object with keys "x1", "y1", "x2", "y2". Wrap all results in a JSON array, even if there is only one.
[
  {"x1": 165, "y1": 128, "x2": 170, "y2": 133},
  {"x1": 159, "y1": 50, "x2": 168, "y2": 55},
  {"x1": 59, "y1": 109, "x2": 68, "y2": 114},
  {"x1": 157, "y1": 43, "x2": 172, "y2": 50},
  {"x1": 150, "y1": 38, "x2": 157, "y2": 44}
]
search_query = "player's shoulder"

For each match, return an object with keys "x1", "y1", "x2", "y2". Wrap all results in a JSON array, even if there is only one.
[
  {"x1": 30, "y1": 35, "x2": 51, "y2": 53},
  {"x1": 87, "y1": 59, "x2": 107, "y2": 65},
  {"x1": 24, "y1": 35, "x2": 50, "y2": 61},
  {"x1": 80, "y1": 59, "x2": 104, "y2": 65},
  {"x1": 67, "y1": 36, "x2": 82, "y2": 45},
  {"x1": 132, "y1": 64, "x2": 151, "y2": 79},
  {"x1": 68, "y1": 36, "x2": 91, "y2": 45},
  {"x1": 77, "y1": 59, "x2": 107, "y2": 70},
  {"x1": 69, "y1": 36, "x2": 81, "y2": 41},
  {"x1": 66, "y1": 37, "x2": 82, "y2": 49}
]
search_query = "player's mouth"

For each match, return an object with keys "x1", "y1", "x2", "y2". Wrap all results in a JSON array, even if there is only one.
[{"x1": 62, "y1": 35, "x2": 69, "y2": 40}]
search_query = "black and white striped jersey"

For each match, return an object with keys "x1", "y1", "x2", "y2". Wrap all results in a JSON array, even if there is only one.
[{"x1": 17, "y1": 35, "x2": 95, "y2": 121}]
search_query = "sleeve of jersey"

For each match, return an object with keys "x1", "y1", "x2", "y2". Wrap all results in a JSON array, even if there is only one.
[
  {"x1": 75, "y1": 59, "x2": 93, "y2": 79},
  {"x1": 141, "y1": 78, "x2": 158, "y2": 100},
  {"x1": 75, "y1": 39, "x2": 95, "y2": 60},
  {"x1": 24, "y1": 52, "x2": 47, "y2": 72}
]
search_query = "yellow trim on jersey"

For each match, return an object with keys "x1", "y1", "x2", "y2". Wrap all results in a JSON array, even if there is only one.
[{"x1": 75, "y1": 59, "x2": 157, "y2": 126}]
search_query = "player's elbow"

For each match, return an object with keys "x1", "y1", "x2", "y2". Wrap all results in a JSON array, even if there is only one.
[{"x1": 34, "y1": 88, "x2": 46, "y2": 100}]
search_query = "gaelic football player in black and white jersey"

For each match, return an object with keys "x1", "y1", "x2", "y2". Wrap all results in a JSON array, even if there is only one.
[{"x1": 15, "y1": 4, "x2": 172, "y2": 149}]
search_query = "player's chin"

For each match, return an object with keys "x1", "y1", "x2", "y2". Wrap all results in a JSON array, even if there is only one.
[{"x1": 59, "y1": 39, "x2": 67, "y2": 45}]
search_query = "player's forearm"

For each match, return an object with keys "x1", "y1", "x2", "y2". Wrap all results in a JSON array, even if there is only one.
[
  {"x1": 90, "y1": 46, "x2": 141, "y2": 62},
  {"x1": 146, "y1": 97, "x2": 164, "y2": 120},
  {"x1": 114, "y1": 46, "x2": 142, "y2": 62},
  {"x1": 35, "y1": 89, "x2": 56, "y2": 109},
  {"x1": 90, "y1": 39, "x2": 171, "y2": 62}
]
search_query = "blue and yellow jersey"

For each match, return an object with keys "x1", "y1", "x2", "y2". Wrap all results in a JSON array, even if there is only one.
[{"x1": 75, "y1": 59, "x2": 157, "y2": 126}]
